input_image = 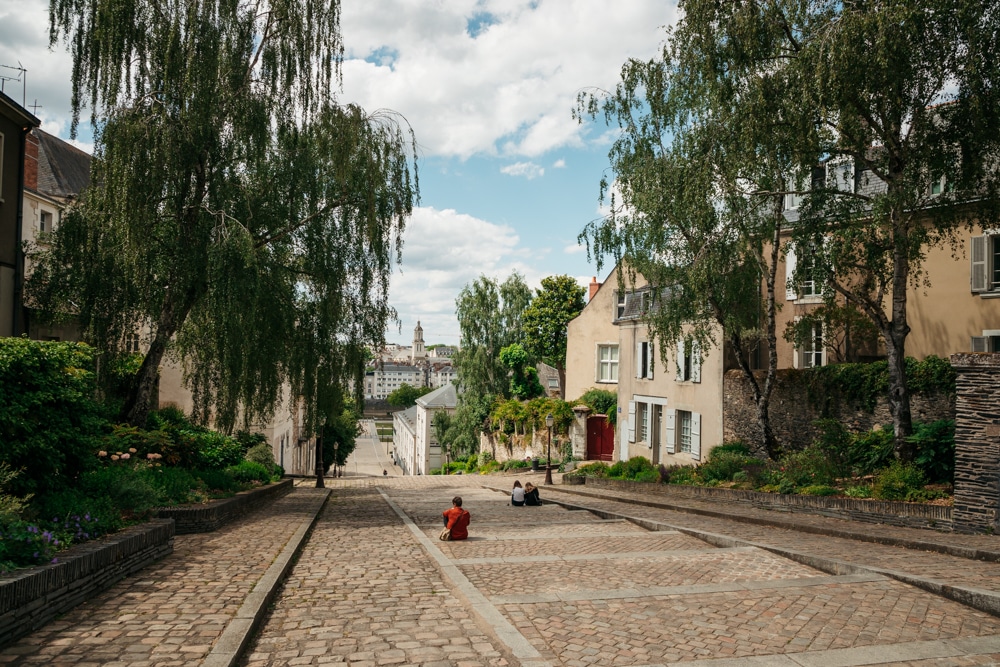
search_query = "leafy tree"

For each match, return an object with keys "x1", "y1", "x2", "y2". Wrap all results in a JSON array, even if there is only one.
[
  {"x1": 32, "y1": 0, "x2": 418, "y2": 433},
  {"x1": 578, "y1": 18, "x2": 792, "y2": 458},
  {"x1": 779, "y1": 0, "x2": 1000, "y2": 458},
  {"x1": 578, "y1": 388, "x2": 617, "y2": 426},
  {"x1": 498, "y1": 344, "x2": 544, "y2": 400},
  {"x1": 322, "y1": 408, "x2": 361, "y2": 474},
  {"x1": 386, "y1": 383, "x2": 433, "y2": 408},
  {"x1": 454, "y1": 274, "x2": 533, "y2": 400},
  {"x1": 432, "y1": 410, "x2": 453, "y2": 467},
  {"x1": 521, "y1": 275, "x2": 585, "y2": 396}
]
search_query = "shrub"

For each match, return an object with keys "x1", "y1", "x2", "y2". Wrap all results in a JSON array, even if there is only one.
[
  {"x1": 778, "y1": 447, "x2": 838, "y2": 487},
  {"x1": 245, "y1": 443, "x2": 276, "y2": 469},
  {"x1": 622, "y1": 456, "x2": 656, "y2": 480},
  {"x1": 711, "y1": 441, "x2": 752, "y2": 456},
  {"x1": 0, "y1": 464, "x2": 28, "y2": 526},
  {"x1": 0, "y1": 339, "x2": 108, "y2": 497},
  {"x1": 144, "y1": 467, "x2": 203, "y2": 504},
  {"x1": 700, "y1": 448, "x2": 763, "y2": 483},
  {"x1": 844, "y1": 485, "x2": 873, "y2": 499},
  {"x1": 904, "y1": 488, "x2": 950, "y2": 503},
  {"x1": 634, "y1": 469, "x2": 659, "y2": 483},
  {"x1": 226, "y1": 461, "x2": 272, "y2": 485},
  {"x1": 799, "y1": 485, "x2": 840, "y2": 496},
  {"x1": 464, "y1": 457, "x2": 478, "y2": 473},
  {"x1": 873, "y1": 462, "x2": 926, "y2": 501},
  {"x1": 578, "y1": 389, "x2": 617, "y2": 425},
  {"x1": 193, "y1": 431, "x2": 245, "y2": 470},
  {"x1": 668, "y1": 465, "x2": 700, "y2": 485},
  {"x1": 501, "y1": 459, "x2": 531, "y2": 471},
  {"x1": 477, "y1": 450, "x2": 494, "y2": 467},
  {"x1": 195, "y1": 469, "x2": 241, "y2": 494},
  {"x1": 909, "y1": 420, "x2": 955, "y2": 484},
  {"x1": 776, "y1": 477, "x2": 797, "y2": 495},
  {"x1": 479, "y1": 460, "x2": 500, "y2": 474},
  {"x1": 812, "y1": 419, "x2": 854, "y2": 479},
  {"x1": 576, "y1": 462, "x2": 609, "y2": 477},
  {"x1": 607, "y1": 460, "x2": 626, "y2": 478},
  {"x1": 79, "y1": 466, "x2": 162, "y2": 518},
  {"x1": 235, "y1": 430, "x2": 268, "y2": 452},
  {"x1": 849, "y1": 427, "x2": 895, "y2": 476}
]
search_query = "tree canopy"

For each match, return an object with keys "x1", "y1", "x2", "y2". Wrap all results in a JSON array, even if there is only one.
[
  {"x1": 386, "y1": 383, "x2": 433, "y2": 408},
  {"x1": 32, "y1": 0, "x2": 418, "y2": 432},
  {"x1": 521, "y1": 274, "x2": 585, "y2": 395}
]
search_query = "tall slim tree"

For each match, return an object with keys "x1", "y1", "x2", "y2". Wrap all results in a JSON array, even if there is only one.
[
  {"x1": 521, "y1": 274, "x2": 585, "y2": 397},
  {"x1": 31, "y1": 0, "x2": 418, "y2": 431}
]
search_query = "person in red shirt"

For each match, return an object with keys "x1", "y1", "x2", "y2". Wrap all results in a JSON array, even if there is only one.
[{"x1": 442, "y1": 496, "x2": 471, "y2": 540}]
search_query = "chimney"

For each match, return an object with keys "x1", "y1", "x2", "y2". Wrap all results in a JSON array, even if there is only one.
[
  {"x1": 24, "y1": 130, "x2": 39, "y2": 191},
  {"x1": 588, "y1": 276, "x2": 601, "y2": 301}
]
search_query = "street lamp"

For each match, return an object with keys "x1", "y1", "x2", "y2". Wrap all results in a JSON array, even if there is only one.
[
  {"x1": 334, "y1": 440, "x2": 340, "y2": 478},
  {"x1": 544, "y1": 413, "x2": 554, "y2": 486},
  {"x1": 315, "y1": 416, "x2": 326, "y2": 489}
]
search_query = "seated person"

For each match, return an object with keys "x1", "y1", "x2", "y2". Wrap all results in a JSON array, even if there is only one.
[
  {"x1": 524, "y1": 482, "x2": 541, "y2": 506},
  {"x1": 511, "y1": 480, "x2": 525, "y2": 506},
  {"x1": 442, "y1": 496, "x2": 471, "y2": 540}
]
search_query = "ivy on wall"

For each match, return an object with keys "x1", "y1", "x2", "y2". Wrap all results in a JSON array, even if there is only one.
[{"x1": 803, "y1": 355, "x2": 956, "y2": 414}]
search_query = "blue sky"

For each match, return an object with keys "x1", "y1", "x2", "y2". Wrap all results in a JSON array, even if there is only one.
[{"x1": 1, "y1": 0, "x2": 678, "y2": 346}]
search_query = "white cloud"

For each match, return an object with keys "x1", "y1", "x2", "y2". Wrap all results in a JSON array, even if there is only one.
[
  {"x1": 552, "y1": 158, "x2": 566, "y2": 168},
  {"x1": 387, "y1": 206, "x2": 547, "y2": 344},
  {"x1": 500, "y1": 161, "x2": 544, "y2": 179},
  {"x1": 340, "y1": 0, "x2": 675, "y2": 159},
  {"x1": 564, "y1": 242, "x2": 587, "y2": 255}
]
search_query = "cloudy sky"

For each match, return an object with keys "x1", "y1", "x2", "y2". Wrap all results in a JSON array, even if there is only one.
[{"x1": 0, "y1": 0, "x2": 678, "y2": 345}]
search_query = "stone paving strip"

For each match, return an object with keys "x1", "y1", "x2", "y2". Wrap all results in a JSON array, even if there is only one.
[
  {"x1": 242, "y1": 487, "x2": 524, "y2": 667},
  {"x1": 0, "y1": 488, "x2": 329, "y2": 667},
  {"x1": 538, "y1": 486, "x2": 1000, "y2": 616}
]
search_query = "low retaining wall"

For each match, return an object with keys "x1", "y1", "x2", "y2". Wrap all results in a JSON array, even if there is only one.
[
  {"x1": 566, "y1": 476, "x2": 952, "y2": 530},
  {"x1": 157, "y1": 478, "x2": 293, "y2": 534},
  {"x1": 0, "y1": 519, "x2": 174, "y2": 648}
]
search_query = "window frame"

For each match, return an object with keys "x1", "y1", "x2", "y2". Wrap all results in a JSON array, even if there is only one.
[
  {"x1": 596, "y1": 343, "x2": 619, "y2": 383},
  {"x1": 678, "y1": 410, "x2": 692, "y2": 454},
  {"x1": 971, "y1": 233, "x2": 1000, "y2": 294},
  {"x1": 636, "y1": 340, "x2": 653, "y2": 380}
]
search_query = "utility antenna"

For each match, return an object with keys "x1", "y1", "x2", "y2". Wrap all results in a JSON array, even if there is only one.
[
  {"x1": 0, "y1": 63, "x2": 27, "y2": 106},
  {"x1": 28, "y1": 99, "x2": 43, "y2": 115}
]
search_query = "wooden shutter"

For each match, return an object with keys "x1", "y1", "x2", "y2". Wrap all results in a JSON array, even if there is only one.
[
  {"x1": 627, "y1": 401, "x2": 636, "y2": 443},
  {"x1": 691, "y1": 412, "x2": 701, "y2": 461},
  {"x1": 665, "y1": 409, "x2": 676, "y2": 454},
  {"x1": 647, "y1": 342, "x2": 654, "y2": 380},
  {"x1": 675, "y1": 339, "x2": 685, "y2": 381},
  {"x1": 972, "y1": 336, "x2": 988, "y2": 353},
  {"x1": 785, "y1": 243, "x2": 798, "y2": 300},
  {"x1": 691, "y1": 341, "x2": 701, "y2": 383},
  {"x1": 971, "y1": 236, "x2": 988, "y2": 293}
]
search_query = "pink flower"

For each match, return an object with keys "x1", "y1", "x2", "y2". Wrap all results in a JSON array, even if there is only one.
[
  {"x1": 111, "y1": 455, "x2": 120, "y2": 461},
  {"x1": 147, "y1": 453, "x2": 156, "y2": 460},
  {"x1": 121, "y1": 453, "x2": 131, "y2": 460},
  {"x1": 98, "y1": 451, "x2": 107, "y2": 457}
]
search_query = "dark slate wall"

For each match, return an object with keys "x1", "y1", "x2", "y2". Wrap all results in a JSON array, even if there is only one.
[{"x1": 952, "y1": 353, "x2": 1000, "y2": 534}]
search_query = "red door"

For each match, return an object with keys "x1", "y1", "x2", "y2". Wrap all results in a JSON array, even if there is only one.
[{"x1": 586, "y1": 415, "x2": 615, "y2": 461}]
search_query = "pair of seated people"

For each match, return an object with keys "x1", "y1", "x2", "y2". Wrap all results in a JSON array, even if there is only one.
[{"x1": 511, "y1": 480, "x2": 541, "y2": 506}]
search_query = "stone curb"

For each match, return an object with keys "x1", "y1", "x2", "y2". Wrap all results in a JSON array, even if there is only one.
[
  {"x1": 201, "y1": 488, "x2": 331, "y2": 667},
  {"x1": 525, "y1": 490, "x2": 1000, "y2": 620},
  {"x1": 548, "y1": 484, "x2": 1000, "y2": 563}
]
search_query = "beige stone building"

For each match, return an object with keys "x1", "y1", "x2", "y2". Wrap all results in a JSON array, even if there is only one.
[{"x1": 564, "y1": 272, "x2": 621, "y2": 401}]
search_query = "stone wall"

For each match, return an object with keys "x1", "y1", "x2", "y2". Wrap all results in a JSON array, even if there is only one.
[
  {"x1": 156, "y1": 478, "x2": 292, "y2": 534},
  {"x1": 479, "y1": 431, "x2": 568, "y2": 464},
  {"x1": 724, "y1": 369, "x2": 954, "y2": 454},
  {"x1": 951, "y1": 353, "x2": 1000, "y2": 534},
  {"x1": 0, "y1": 519, "x2": 174, "y2": 648}
]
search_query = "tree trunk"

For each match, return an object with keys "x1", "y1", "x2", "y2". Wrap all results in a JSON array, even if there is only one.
[
  {"x1": 887, "y1": 205, "x2": 915, "y2": 460},
  {"x1": 120, "y1": 287, "x2": 199, "y2": 425}
]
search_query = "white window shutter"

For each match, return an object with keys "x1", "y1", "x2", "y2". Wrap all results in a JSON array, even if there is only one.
[
  {"x1": 648, "y1": 342, "x2": 654, "y2": 380},
  {"x1": 972, "y1": 336, "x2": 988, "y2": 353},
  {"x1": 675, "y1": 339, "x2": 685, "y2": 381},
  {"x1": 627, "y1": 401, "x2": 636, "y2": 443},
  {"x1": 971, "y1": 236, "x2": 988, "y2": 292},
  {"x1": 636, "y1": 342, "x2": 642, "y2": 378},
  {"x1": 691, "y1": 412, "x2": 701, "y2": 461},
  {"x1": 665, "y1": 409, "x2": 676, "y2": 454},
  {"x1": 691, "y1": 341, "x2": 701, "y2": 383},
  {"x1": 785, "y1": 243, "x2": 798, "y2": 300}
]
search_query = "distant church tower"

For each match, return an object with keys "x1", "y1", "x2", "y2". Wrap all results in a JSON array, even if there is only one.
[{"x1": 411, "y1": 321, "x2": 426, "y2": 363}]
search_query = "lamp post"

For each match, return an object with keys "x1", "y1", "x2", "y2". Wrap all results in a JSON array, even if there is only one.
[
  {"x1": 315, "y1": 417, "x2": 326, "y2": 489},
  {"x1": 334, "y1": 440, "x2": 340, "y2": 478},
  {"x1": 544, "y1": 413, "x2": 554, "y2": 486}
]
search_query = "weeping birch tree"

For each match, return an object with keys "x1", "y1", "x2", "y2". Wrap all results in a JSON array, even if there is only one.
[{"x1": 29, "y1": 0, "x2": 418, "y2": 430}]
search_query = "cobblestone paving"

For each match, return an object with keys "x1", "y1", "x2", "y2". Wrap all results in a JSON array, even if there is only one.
[
  {"x1": 542, "y1": 486, "x2": 1000, "y2": 593},
  {"x1": 502, "y1": 580, "x2": 1000, "y2": 665},
  {"x1": 441, "y1": 534, "x2": 711, "y2": 560},
  {"x1": 461, "y1": 548, "x2": 823, "y2": 596},
  {"x1": 0, "y1": 489, "x2": 327, "y2": 667},
  {"x1": 242, "y1": 488, "x2": 511, "y2": 667}
]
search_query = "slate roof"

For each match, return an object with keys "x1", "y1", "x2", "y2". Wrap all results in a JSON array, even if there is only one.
[
  {"x1": 34, "y1": 129, "x2": 91, "y2": 200},
  {"x1": 415, "y1": 383, "x2": 457, "y2": 409}
]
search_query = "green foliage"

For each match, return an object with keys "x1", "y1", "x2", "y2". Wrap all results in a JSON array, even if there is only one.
[
  {"x1": 799, "y1": 485, "x2": 840, "y2": 497},
  {"x1": 575, "y1": 461, "x2": 609, "y2": 477},
  {"x1": 777, "y1": 447, "x2": 839, "y2": 488},
  {"x1": 145, "y1": 467, "x2": 203, "y2": 505},
  {"x1": 577, "y1": 389, "x2": 617, "y2": 426},
  {"x1": 245, "y1": 443, "x2": 276, "y2": 470},
  {"x1": 323, "y1": 408, "x2": 361, "y2": 472},
  {"x1": 805, "y1": 357, "x2": 955, "y2": 416},
  {"x1": 386, "y1": 384, "x2": 434, "y2": 408},
  {"x1": 79, "y1": 466, "x2": 162, "y2": 519},
  {"x1": 477, "y1": 450, "x2": 494, "y2": 468},
  {"x1": 195, "y1": 469, "x2": 242, "y2": 495},
  {"x1": 700, "y1": 448, "x2": 764, "y2": 484},
  {"x1": 226, "y1": 461, "x2": 273, "y2": 485},
  {"x1": 501, "y1": 459, "x2": 531, "y2": 471},
  {"x1": 873, "y1": 462, "x2": 927, "y2": 501},
  {"x1": 499, "y1": 344, "x2": 544, "y2": 400},
  {"x1": 521, "y1": 275, "x2": 586, "y2": 374},
  {"x1": 783, "y1": 304, "x2": 880, "y2": 365},
  {"x1": 848, "y1": 428, "x2": 896, "y2": 477},
  {"x1": 667, "y1": 465, "x2": 700, "y2": 486},
  {"x1": 0, "y1": 464, "x2": 29, "y2": 526},
  {"x1": 710, "y1": 441, "x2": 752, "y2": 457},
  {"x1": 0, "y1": 339, "x2": 108, "y2": 498},
  {"x1": 34, "y1": 0, "x2": 418, "y2": 429},
  {"x1": 193, "y1": 431, "x2": 246, "y2": 470},
  {"x1": 844, "y1": 486, "x2": 873, "y2": 499},
  {"x1": 908, "y1": 420, "x2": 955, "y2": 484}
]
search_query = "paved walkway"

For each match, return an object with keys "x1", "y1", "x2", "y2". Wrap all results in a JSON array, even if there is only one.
[{"x1": 4, "y1": 473, "x2": 1000, "y2": 666}]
